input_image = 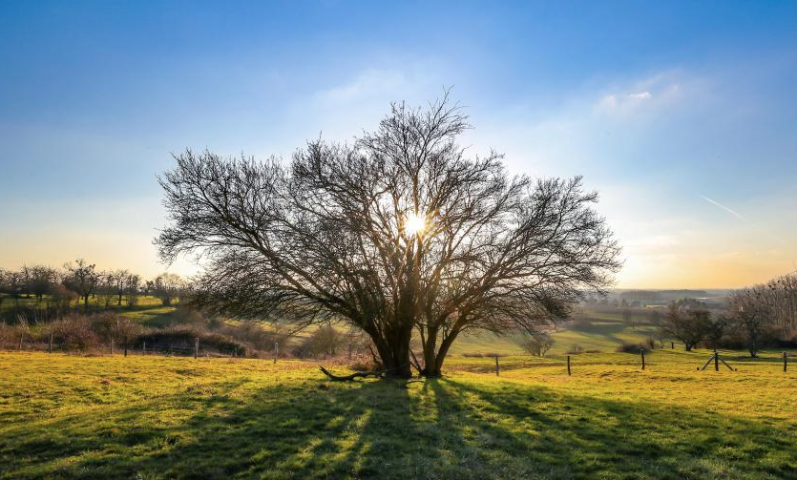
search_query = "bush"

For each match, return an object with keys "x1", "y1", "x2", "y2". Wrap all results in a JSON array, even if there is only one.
[
  {"x1": 616, "y1": 342, "x2": 650, "y2": 354},
  {"x1": 293, "y1": 324, "x2": 345, "y2": 358},
  {"x1": 567, "y1": 343, "x2": 585, "y2": 354},
  {"x1": 219, "y1": 320, "x2": 280, "y2": 352},
  {"x1": 520, "y1": 333, "x2": 554, "y2": 357},
  {"x1": 0, "y1": 321, "x2": 15, "y2": 348},
  {"x1": 50, "y1": 314, "x2": 101, "y2": 351},
  {"x1": 136, "y1": 326, "x2": 249, "y2": 356}
]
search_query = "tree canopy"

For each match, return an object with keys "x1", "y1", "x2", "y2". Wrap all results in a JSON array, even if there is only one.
[{"x1": 157, "y1": 97, "x2": 621, "y2": 377}]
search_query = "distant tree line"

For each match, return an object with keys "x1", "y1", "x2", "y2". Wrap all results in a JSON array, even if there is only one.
[
  {"x1": 0, "y1": 259, "x2": 189, "y2": 317},
  {"x1": 656, "y1": 273, "x2": 797, "y2": 356}
]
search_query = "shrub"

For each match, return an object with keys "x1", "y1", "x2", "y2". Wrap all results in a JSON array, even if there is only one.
[
  {"x1": 293, "y1": 324, "x2": 345, "y2": 358},
  {"x1": 616, "y1": 342, "x2": 651, "y2": 354},
  {"x1": 50, "y1": 314, "x2": 101, "y2": 351},
  {"x1": 567, "y1": 343, "x2": 585, "y2": 354},
  {"x1": 520, "y1": 333, "x2": 554, "y2": 357},
  {"x1": 219, "y1": 320, "x2": 280, "y2": 352},
  {"x1": 136, "y1": 326, "x2": 249, "y2": 356}
]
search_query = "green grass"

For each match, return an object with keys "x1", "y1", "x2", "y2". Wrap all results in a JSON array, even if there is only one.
[
  {"x1": 0, "y1": 294, "x2": 166, "y2": 312},
  {"x1": 451, "y1": 312, "x2": 659, "y2": 355},
  {"x1": 1, "y1": 350, "x2": 795, "y2": 479},
  {"x1": 120, "y1": 306, "x2": 180, "y2": 328}
]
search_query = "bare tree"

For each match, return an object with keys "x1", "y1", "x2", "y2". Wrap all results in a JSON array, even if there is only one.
[
  {"x1": 730, "y1": 287, "x2": 773, "y2": 358},
  {"x1": 704, "y1": 312, "x2": 731, "y2": 350},
  {"x1": 520, "y1": 333, "x2": 555, "y2": 357},
  {"x1": 157, "y1": 96, "x2": 621, "y2": 377},
  {"x1": 0, "y1": 268, "x2": 8, "y2": 311},
  {"x1": 154, "y1": 273, "x2": 186, "y2": 306},
  {"x1": 114, "y1": 315, "x2": 141, "y2": 356},
  {"x1": 125, "y1": 274, "x2": 141, "y2": 306},
  {"x1": 22, "y1": 265, "x2": 58, "y2": 304},
  {"x1": 0, "y1": 269, "x2": 25, "y2": 306},
  {"x1": 659, "y1": 302, "x2": 709, "y2": 351},
  {"x1": 63, "y1": 259, "x2": 101, "y2": 312},
  {"x1": 107, "y1": 270, "x2": 140, "y2": 307},
  {"x1": 143, "y1": 280, "x2": 156, "y2": 297}
]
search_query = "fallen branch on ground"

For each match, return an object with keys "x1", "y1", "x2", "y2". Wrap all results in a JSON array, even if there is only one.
[{"x1": 319, "y1": 366, "x2": 383, "y2": 381}]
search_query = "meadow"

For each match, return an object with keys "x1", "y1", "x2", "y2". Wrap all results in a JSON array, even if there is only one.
[{"x1": 1, "y1": 349, "x2": 795, "y2": 480}]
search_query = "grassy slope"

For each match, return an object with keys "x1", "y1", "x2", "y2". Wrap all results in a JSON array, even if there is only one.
[
  {"x1": 4, "y1": 298, "x2": 658, "y2": 357},
  {"x1": 1, "y1": 351, "x2": 795, "y2": 480},
  {"x1": 451, "y1": 312, "x2": 658, "y2": 355}
]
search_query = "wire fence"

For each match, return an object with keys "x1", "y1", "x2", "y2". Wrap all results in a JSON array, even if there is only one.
[{"x1": 1, "y1": 336, "x2": 794, "y2": 378}]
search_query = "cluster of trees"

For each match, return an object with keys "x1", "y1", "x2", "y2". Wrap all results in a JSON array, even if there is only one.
[
  {"x1": 658, "y1": 274, "x2": 797, "y2": 357},
  {"x1": 0, "y1": 260, "x2": 188, "y2": 312}
]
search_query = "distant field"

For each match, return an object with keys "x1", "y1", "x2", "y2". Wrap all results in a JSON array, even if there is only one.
[
  {"x1": 0, "y1": 350, "x2": 794, "y2": 479},
  {"x1": 451, "y1": 311, "x2": 659, "y2": 355},
  {"x1": 3, "y1": 296, "x2": 666, "y2": 358},
  {"x1": 0, "y1": 294, "x2": 166, "y2": 311}
]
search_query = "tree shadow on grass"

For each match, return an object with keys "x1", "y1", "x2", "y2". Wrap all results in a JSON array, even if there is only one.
[
  {"x1": 2, "y1": 375, "x2": 795, "y2": 480},
  {"x1": 1, "y1": 376, "x2": 419, "y2": 480},
  {"x1": 428, "y1": 379, "x2": 796, "y2": 480}
]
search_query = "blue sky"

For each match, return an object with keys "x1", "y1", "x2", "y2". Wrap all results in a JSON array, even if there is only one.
[{"x1": 1, "y1": 0, "x2": 796, "y2": 287}]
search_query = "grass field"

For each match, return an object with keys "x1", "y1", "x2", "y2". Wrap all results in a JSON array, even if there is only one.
[
  {"x1": 450, "y1": 312, "x2": 659, "y2": 355},
  {"x1": 1, "y1": 350, "x2": 795, "y2": 479}
]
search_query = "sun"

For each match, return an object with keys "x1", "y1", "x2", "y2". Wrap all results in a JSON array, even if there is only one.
[{"x1": 404, "y1": 212, "x2": 427, "y2": 236}]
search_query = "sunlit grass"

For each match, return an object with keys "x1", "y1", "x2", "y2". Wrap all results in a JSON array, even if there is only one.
[
  {"x1": 451, "y1": 313, "x2": 660, "y2": 355},
  {"x1": 1, "y1": 351, "x2": 794, "y2": 479}
]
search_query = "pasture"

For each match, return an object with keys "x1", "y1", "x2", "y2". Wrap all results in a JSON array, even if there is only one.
[{"x1": 1, "y1": 350, "x2": 795, "y2": 479}]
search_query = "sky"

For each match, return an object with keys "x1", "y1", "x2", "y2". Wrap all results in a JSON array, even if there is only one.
[{"x1": 0, "y1": 0, "x2": 796, "y2": 289}]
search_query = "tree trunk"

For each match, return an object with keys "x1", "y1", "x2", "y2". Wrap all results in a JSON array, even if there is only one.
[
  {"x1": 421, "y1": 330, "x2": 438, "y2": 376},
  {"x1": 372, "y1": 330, "x2": 412, "y2": 378},
  {"x1": 684, "y1": 342, "x2": 693, "y2": 352},
  {"x1": 748, "y1": 332, "x2": 759, "y2": 358},
  {"x1": 420, "y1": 329, "x2": 459, "y2": 377},
  {"x1": 83, "y1": 294, "x2": 90, "y2": 312}
]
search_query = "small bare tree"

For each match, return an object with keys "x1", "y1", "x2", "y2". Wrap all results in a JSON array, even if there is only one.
[
  {"x1": 23, "y1": 265, "x2": 58, "y2": 304},
  {"x1": 660, "y1": 302, "x2": 709, "y2": 351},
  {"x1": 107, "y1": 270, "x2": 138, "y2": 307},
  {"x1": 154, "y1": 273, "x2": 187, "y2": 306},
  {"x1": 63, "y1": 260, "x2": 101, "y2": 312},
  {"x1": 114, "y1": 315, "x2": 141, "y2": 356},
  {"x1": 730, "y1": 287, "x2": 773, "y2": 358},
  {"x1": 157, "y1": 95, "x2": 621, "y2": 377},
  {"x1": 520, "y1": 333, "x2": 555, "y2": 357}
]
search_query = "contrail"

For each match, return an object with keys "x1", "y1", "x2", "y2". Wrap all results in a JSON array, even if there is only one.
[{"x1": 700, "y1": 195, "x2": 745, "y2": 220}]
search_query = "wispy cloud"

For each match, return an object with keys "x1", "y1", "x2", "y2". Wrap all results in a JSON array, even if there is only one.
[
  {"x1": 315, "y1": 69, "x2": 409, "y2": 105},
  {"x1": 593, "y1": 72, "x2": 686, "y2": 117},
  {"x1": 700, "y1": 195, "x2": 745, "y2": 220}
]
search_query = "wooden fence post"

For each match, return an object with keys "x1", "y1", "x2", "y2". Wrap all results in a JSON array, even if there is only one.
[
  {"x1": 714, "y1": 348, "x2": 719, "y2": 372},
  {"x1": 274, "y1": 341, "x2": 279, "y2": 364},
  {"x1": 48, "y1": 333, "x2": 53, "y2": 353},
  {"x1": 641, "y1": 351, "x2": 646, "y2": 370},
  {"x1": 18, "y1": 333, "x2": 23, "y2": 351},
  {"x1": 110, "y1": 339, "x2": 114, "y2": 355},
  {"x1": 671, "y1": 342, "x2": 674, "y2": 349},
  {"x1": 194, "y1": 338, "x2": 199, "y2": 359},
  {"x1": 494, "y1": 356, "x2": 500, "y2": 376},
  {"x1": 124, "y1": 336, "x2": 128, "y2": 357},
  {"x1": 784, "y1": 352, "x2": 788, "y2": 373},
  {"x1": 567, "y1": 355, "x2": 571, "y2": 376},
  {"x1": 142, "y1": 341, "x2": 146, "y2": 355}
]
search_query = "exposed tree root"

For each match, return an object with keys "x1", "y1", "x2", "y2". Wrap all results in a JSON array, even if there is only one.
[{"x1": 319, "y1": 366, "x2": 383, "y2": 381}]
